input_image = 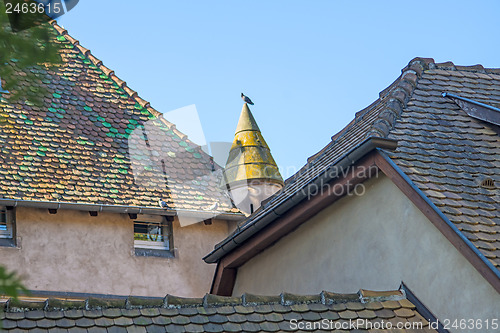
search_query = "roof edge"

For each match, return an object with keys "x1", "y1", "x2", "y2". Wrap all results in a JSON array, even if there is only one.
[
  {"x1": 377, "y1": 150, "x2": 500, "y2": 288},
  {"x1": 204, "y1": 136, "x2": 398, "y2": 264},
  {"x1": 400, "y1": 283, "x2": 449, "y2": 333},
  {"x1": 48, "y1": 21, "x2": 202, "y2": 152},
  {"x1": 368, "y1": 57, "x2": 500, "y2": 140},
  {"x1": 365, "y1": 57, "x2": 425, "y2": 139},
  {"x1": 0, "y1": 198, "x2": 244, "y2": 221},
  {"x1": 2, "y1": 288, "x2": 408, "y2": 312}
]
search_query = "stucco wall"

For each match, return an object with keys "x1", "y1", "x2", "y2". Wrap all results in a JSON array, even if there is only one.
[
  {"x1": 232, "y1": 174, "x2": 500, "y2": 331},
  {"x1": 0, "y1": 208, "x2": 231, "y2": 297}
]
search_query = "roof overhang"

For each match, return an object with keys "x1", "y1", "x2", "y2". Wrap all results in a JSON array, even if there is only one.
[
  {"x1": 204, "y1": 136, "x2": 398, "y2": 265},
  {"x1": 0, "y1": 198, "x2": 244, "y2": 221}
]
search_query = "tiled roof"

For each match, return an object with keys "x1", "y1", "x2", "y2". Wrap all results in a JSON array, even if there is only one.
[
  {"x1": 380, "y1": 59, "x2": 500, "y2": 268},
  {"x1": 223, "y1": 103, "x2": 283, "y2": 186},
  {"x1": 0, "y1": 21, "x2": 237, "y2": 213},
  {"x1": 207, "y1": 57, "x2": 500, "y2": 273},
  {"x1": 0, "y1": 290, "x2": 437, "y2": 332}
]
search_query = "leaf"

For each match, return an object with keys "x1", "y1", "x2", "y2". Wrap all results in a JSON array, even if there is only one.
[
  {"x1": 0, "y1": 5, "x2": 63, "y2": 107},
  {"x1": 0, "y1": 265, "x2": 28, "y2": 299}
]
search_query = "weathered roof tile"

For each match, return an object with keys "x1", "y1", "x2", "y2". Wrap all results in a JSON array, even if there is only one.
[
  {"x1": 208, "y1": 57, "x2": 500, "y2": 276},
  {"x1": 0, "y1": 21, "x2": 239, "y2": 215},
  {"x1": 1, "y1": 291, "x2": 438, "y2": 332}
]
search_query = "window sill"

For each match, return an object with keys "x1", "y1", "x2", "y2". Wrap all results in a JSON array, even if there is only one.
[{"x1": 134, "y1": 247, "x2": 175, "y2": 258}]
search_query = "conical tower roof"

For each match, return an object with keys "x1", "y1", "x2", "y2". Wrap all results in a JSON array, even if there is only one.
[{"x1": 224, "y1": 104, "x2": 284, "y2": 187}]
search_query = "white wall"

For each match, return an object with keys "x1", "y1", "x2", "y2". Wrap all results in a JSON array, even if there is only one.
[{"x1": 232, "y1": 175, "x2": 500, "y2": 332}]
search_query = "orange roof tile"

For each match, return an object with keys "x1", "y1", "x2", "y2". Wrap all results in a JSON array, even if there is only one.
[{"x1": 0, "y1": 21, "x2": 238, "y2": 214}]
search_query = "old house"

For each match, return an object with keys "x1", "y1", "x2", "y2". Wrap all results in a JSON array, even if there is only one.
[
  {"x1": 0, "y1": 21, "x2": 245, "y2": 298},
  {"x1": 205, "y1": 58, "x2": 500, "y2": 331}
]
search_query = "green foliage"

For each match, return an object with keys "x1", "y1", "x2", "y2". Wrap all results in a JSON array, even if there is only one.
[
  {"x1": 0, "y1": 2, "x2": 62, "y2": 105},
  {"x1": 0, "y1": 265, "x2": 28, "y2": 299},
  {"x1": 0, "y1": 266, "x2": 28, "y2": 329}
]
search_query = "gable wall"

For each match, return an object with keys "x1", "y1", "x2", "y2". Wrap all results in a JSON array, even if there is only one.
[
  {"x1": 232, "y1": 174, "x2": 499, "y2": 331},
  {"x1": 0, "y1": 207, "x2": 231, "y2": 297}
]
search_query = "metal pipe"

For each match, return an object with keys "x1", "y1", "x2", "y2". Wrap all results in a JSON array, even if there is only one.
[{"x1": 442, "y1": 92, "x2": 500, "y2": 113}]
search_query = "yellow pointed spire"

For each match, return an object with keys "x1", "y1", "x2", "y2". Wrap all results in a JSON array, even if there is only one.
[
  {"x1": 235, "y1": 103, "x2": 260, "y2": 133},
  {"x1": 224, "y1": 104, "x2": 284, "y2": 187}
]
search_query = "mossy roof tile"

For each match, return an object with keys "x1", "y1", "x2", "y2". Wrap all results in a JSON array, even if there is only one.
[
  {"x1": 0, "y1": 21, "x2": 239, "y2": 215},
  {"x1": 106, "y1": 327, "x2": 128, "y2": 333},
  {"x1": 0, "y1": 291, "x2": 438, "y2": 332},
  {"x1": 113, "y1": 316, "x2": 134, "y2": 327}
]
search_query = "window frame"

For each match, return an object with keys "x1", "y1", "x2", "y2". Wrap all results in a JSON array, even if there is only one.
[
  {"x1": 133, "y1": 215, "x2": 174, "y2": 258},
  {"x1": 0, "y1": 206, "x2": 16, "y2": 247}
]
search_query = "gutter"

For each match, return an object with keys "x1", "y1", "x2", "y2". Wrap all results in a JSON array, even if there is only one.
[
  {"x1": 377, "y1": 149, "x2": 500, "y2": 280},
  {"x1": 203, "y1": 136, "x2": 398, "y2": 263},
  {"x1": 0, "y1": 198, "x2": 244, "y2": 221}
]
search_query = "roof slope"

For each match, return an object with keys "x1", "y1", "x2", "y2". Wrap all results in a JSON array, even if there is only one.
[
  {"x1": 206, "y1": 58, "x2": 500, "y2": 272},
  {"x1": 0, "y1": 290, "x2": 437, "y2": 332},
  {"x1": 382, "y1": 60, "x2": 500, "y2": 268},
  {"x1": 0, "y1": 21, "x2": 236, "y2": 213}
]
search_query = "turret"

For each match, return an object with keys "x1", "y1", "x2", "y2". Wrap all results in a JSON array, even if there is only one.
[{"x1": 223, "y1": 103, "x2": 284, "y2": 215}]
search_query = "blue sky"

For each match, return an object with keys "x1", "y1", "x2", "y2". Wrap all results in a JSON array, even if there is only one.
[{"x1": 59, "y1": 1, "x2": 500, "y2": 178}]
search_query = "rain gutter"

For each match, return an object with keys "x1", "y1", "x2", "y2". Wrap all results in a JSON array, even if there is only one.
[
  {"x1": 0, "y1": 198, "x2": 244, "y2": 221},
  {"x1": 203, "y1": 136, "x2": 398, "y2": 263}
]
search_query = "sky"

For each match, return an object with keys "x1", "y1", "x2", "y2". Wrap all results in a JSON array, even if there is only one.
[{"x1": 58, "y1": 0, "x2": 500, "y2": 179}]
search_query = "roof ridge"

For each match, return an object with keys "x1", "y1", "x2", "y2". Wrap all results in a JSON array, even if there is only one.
[
  {"x1": 48, "y1": 21, "x2": 201, "y2": 150},
  {"x1": 365, "y1": 57, "x2": 500, "y2": 140},
  {"x1": 2, "y1": 289, "x2": 405, "y2": 312},
  {"x1": 305, "y1": 57, "x2": 431, "y2": 166},
  {"x1": 432, "y1": 60, "x2": 500, "y2": 75},
  {"x1": 364, "y1": 57, "x2": 426, "y2": 138}
]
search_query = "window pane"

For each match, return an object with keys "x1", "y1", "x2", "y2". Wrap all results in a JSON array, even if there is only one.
[
  {"x1": 134, "y1": 221, "x2": 164, "y2": 242},
  {"x1": 0, "y1": 208, "x2": 12, "y2": 238},
  {"x1": 133, "y1": 219, "x2": 172, "y2": 252}
]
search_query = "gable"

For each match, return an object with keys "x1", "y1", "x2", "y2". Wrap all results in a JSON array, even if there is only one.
[
  {"x1": 205, "y1": 58, "x2": 500, "y2": 292},
  {"x1": 386, "y1": 66, "x2": 500, "y2": 269},
  {"x1": 232, "y1": 174, "x2": 500, "y2": 326}
]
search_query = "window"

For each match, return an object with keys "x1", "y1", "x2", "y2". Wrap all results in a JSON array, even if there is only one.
[
  {"x1": 134, "y1": 215, "x2": 173, "y2": 258},
  {"x1": 0, "y1": 207, "x2": 15, "y2": 247}
]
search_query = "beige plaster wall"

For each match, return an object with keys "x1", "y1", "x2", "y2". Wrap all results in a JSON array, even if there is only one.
[
  {"x1": 0, "y1": 208, "x2": 231, "y2": 297},
  {"x1": 232, "y1": 175, "x2": 500, "y2": 332}
]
